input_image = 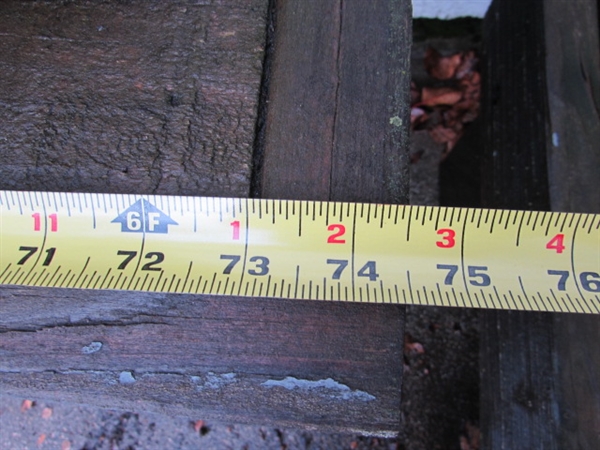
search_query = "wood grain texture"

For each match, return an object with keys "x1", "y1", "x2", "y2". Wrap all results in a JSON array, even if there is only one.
[
  {"x1": 545, "y1": 3, "x2": 600, "y2": 449},
  {"x1": 0, "y1": 0, "x2": 265, "y2": 197},
  {"x1": 480, "y1": 0, "x2": 550, "y2": 211},
  {"x1": 254, "y1": 0, "x2": 412, "y2": 433},
  {"x1": 481, "y1": 1, "x2": 600, "y2": 448},
  {"x1": 0, "y1": 287, "x2": 403, "y2": 434},
  {"x1": 480, "y1": 312, "x2": 559, "y2": 450},
  {"x1": 259, "y1": 0, "x2": 411, "y2": 203},
  {"x1": 545, "y1": 0, "x2": 600, "y2": 214},
  {"x1": 0, "y1": 0, "x2": 412, "y2": 435}
]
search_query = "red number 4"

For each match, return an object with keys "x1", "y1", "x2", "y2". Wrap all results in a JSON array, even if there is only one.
[{"x1": 546, "y1": 233, "x2": 565, "y2": 254}]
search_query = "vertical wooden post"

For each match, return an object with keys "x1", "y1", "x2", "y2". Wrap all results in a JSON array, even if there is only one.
[
  {"x1": 259, "y1": 0, "x2": 411, "y2": 204},
  {"x1": 481, "y1": 0, "x2": 600, "y2": 448}
]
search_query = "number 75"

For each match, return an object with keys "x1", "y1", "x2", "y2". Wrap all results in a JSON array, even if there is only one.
[{"x1": 437, "y1": 264, "x2": 491, "y2": 287}]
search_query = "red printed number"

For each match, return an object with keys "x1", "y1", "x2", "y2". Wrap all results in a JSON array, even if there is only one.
[
  {"x1": 436, "y1": 228, "x2": 456, "y2": 248},
  {"x1": 32, "y1": 213, "x2": 58, "y2": 232},
  {"x1": 546, "y1": 233, "x2": 565, "y2": 254},
  {"x1": 230, "y1": 220, "x2": 240, "y2": 240},
  {"x1": 32, "y1": 212, "x2": 41, "y2": 231},
  {"x1": 327, "y1": 224, "x2": 346, "y2": 244}
]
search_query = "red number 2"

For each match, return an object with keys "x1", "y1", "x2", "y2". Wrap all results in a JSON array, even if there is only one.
[
  {"x1": 327, "y1": 224, "x2": 346, "y2": 244},
  {"x1": 436, "y1": 228, "x2": 456, "y2": 248}
]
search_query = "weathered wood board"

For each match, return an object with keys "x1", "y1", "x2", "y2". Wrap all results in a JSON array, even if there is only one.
[
  {"x1": 0, "y1": 0, "x2": 265, "y2": 196},
  {"x1": 0, "y1": 0, "x2": 412, "y2": 435},
  {"x1": 480, "y1": 0, "x2": 600, "y2": 448},
  {"x1": 0, "y1": 288, "x2": 404, "y2": 433},
  {"x1": 258, "y1": 0, "x2": 410, "y2": 204}
]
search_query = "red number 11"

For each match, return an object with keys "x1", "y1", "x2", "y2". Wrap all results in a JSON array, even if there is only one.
[{"x1": 32, "y1": 213, "x2": 58, "y2": 232}]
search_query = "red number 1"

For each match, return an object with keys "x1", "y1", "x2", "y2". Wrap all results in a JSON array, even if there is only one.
[
  {"x1": 49, "y1": 213, "x2": 58, "y2": 232},
  {"x1": 32, "y1": 213, "x2": 41, "y2": 231},
  {"x1": 231, "y1": 220, "x2": 240, "y2": 240},
  {"x1": 436, "y1": 228, "x2": 456, "y2": 248}
]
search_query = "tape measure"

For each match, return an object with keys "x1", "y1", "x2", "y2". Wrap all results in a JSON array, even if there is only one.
[{"x1": 1, "y1": 190, "x2": 598, "y2": 314}]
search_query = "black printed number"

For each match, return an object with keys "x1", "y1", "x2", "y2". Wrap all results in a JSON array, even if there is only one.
[
  {"x1": 326, "y1": 259, "x2": 379, "y2": 281},
  {"x1": 17, "y1": 246, "x2": 56, "y2": 266},
  {"x1": 468, "y1": 266, "x2": 491, "y2": 287},
  {"x1": 357, "y1": 261, "x2": 379, "y2": 281},
  {"x1": 437, "y1": 264, "x2": 458, "y2": 285},
  {"x1": 141, "y1": 252, "x2": 165, "y2": 271},
  {"x1": 547, "y1": 270, "x2": 569, "y2": 291},
  {"x1": 220, "y1": 255, "x2": 270, "y2": 276},
  {"x1": 117, "y1": 250, "x2": 164, "y2": 271},
  {"x1": 327, "y1": 259, "x2": 349, "y2": 280},
  {"x1": 220, "y1": 255, "x2": 241, "y2": 274},
  {"x1": 580, "y1": 272, "x2": 600, "y2": 292},
  {"x1": 437, "y1": 264, "x2": 491, "y2": 287},
  {"x1": 248, "y1": 256, "x2": 270, "y2": 276},
  {"x1": 117, "y1": 250, "x2": 137, "y2": 269},
  {"x1": 547, "y1": 270, "x2": 600, "y2": 292}
]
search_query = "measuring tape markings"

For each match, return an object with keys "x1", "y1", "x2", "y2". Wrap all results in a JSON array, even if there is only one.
[{"x1": 0, "y1": 190, "x2": 599, "y2": 313}]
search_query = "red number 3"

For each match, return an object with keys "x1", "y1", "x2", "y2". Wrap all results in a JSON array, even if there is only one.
[{"x1": 436, "y1": 228, "x2": 456, "y2": 248}]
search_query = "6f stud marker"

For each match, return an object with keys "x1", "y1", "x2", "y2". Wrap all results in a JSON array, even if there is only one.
[{"x1": 1, "y1": 190, "x2": 598, "y2": 314}]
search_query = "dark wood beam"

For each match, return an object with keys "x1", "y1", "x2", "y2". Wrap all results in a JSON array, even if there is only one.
[{"x1": 480, "y1": 0, "x2": 600, "y2": 448}]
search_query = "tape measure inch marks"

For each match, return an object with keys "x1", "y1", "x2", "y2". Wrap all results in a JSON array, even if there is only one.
[{"x1": 0, "y1": 190, "x2": 598, "y2": 314}]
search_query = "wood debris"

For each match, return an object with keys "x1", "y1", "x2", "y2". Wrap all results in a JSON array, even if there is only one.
[
  {"x1": 20, "y1": 399, "x2": 34, "y2": 412},
  {"x1": 412, "y1": 48, "x2": 481, "y2": 159},
  {"x1": 41, "y1": 406, "x2": 53, "y2": 419},
  {"x1": 460, "y1": 421, "x2": 481, "y2": 450}
]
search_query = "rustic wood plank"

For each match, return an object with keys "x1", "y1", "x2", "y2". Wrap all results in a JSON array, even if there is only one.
[
  {"x1": 545, "y1": 2, "x2": 600, "y2": 449},
  {"x1": 545, "y1": 0, "x2": 600, "y2": 213},
  {"x1": 0, "y1": 0, "x2": 265, "y2": 197},
  {"x1": 480, "y1": 1, "x2": 600, "y2": 448},
  {"x1": 480, "y1": 0, "x2": 550, "y2": 211},
  {"x1": 0, "y1": 287, "x2": 403, "y2": 433},
  {"x1": 256, "y1": 0, "x2": 412, "y2": 433},
  {"x1": 259, "y1": 0, "x2": 411, "y2": 203},
  {"x1": 0, "y1": 0, "x2": 412, "y2": 435},
  {"x1": 480, "y1": 3, "x2": 555, "y2": 446},
  {"x1": 480, "y1": 312, "x2": 559, "y2": 449}
]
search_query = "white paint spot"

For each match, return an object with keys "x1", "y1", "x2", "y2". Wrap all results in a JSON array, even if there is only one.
[
  {"x1": 191, "y1": 372, "x2": 237, "y2": 391},
  {"x1": 261, "y1": 377, "x2": 376, "y2": 402},
  {"x1": 389, "y1": 116, "x2": 403, "y2": 127},
  {"x1": 119, "y1": 371, "x2": 136, "y2": 385},
  {"x1": 81, "y1": 341, "x2": 103, "y2": 355},
  {"x1": 552, "y1": 132, "x2": 559, "y2": 147},
  {"x1": 413, "y1": 0, "x2": 492, "y2": 19}
]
